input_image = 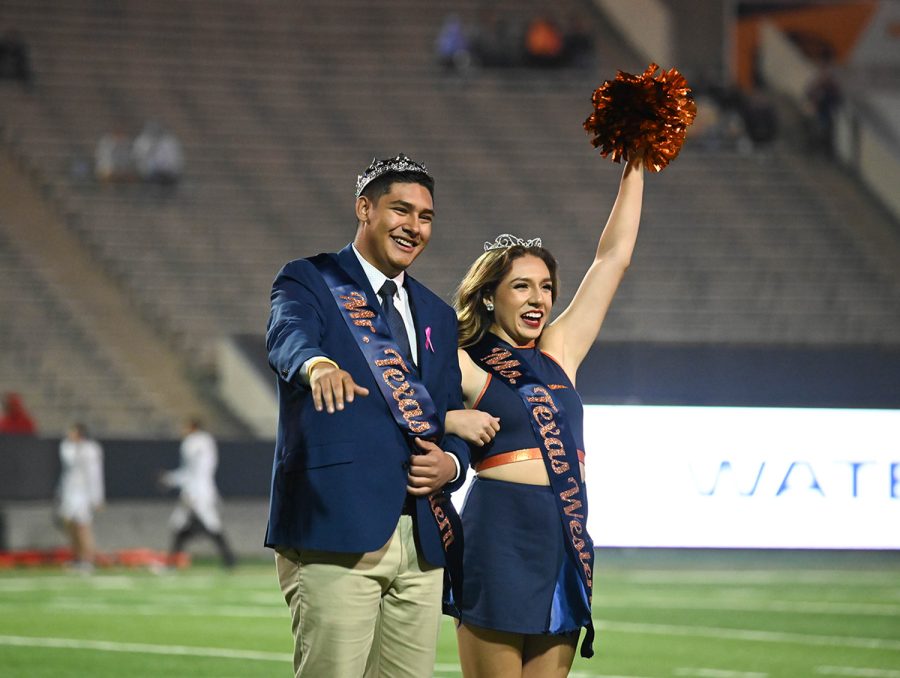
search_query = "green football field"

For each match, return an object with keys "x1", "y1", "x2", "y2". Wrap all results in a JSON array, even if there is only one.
[{"x1": 1, "y1": 549, "x2": 898, "y2": 677}]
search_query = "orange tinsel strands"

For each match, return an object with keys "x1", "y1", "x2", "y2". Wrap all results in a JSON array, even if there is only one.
[{"x1": 583, "y1": 63, "x2": 697, "y2": 172}]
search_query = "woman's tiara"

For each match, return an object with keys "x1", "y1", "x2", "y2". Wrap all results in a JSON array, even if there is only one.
[{"x1": 483, "y1": 233, "x2": 543, "y2": 252}]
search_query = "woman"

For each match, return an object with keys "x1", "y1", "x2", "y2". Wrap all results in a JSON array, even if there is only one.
[
  {"x1": 445, "y1": 154, "x2": 644, "y2": 677},
  {"x1": 57, "y1": 423, "x2": 105, "y2": 571}
]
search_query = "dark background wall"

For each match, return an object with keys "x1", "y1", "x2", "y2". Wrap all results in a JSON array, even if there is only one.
[
  {"x1": 0, "y1": 438, "x2": 273, "y2": 501},
  {"x1": 577, "y1": 342, "x2": 900, "y2": 408},
  {"x1": 5, "y1": 342, "x2": 898, "y2": 502}
]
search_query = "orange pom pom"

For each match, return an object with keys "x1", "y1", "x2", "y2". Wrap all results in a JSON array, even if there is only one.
[{"x1": 583, "y1": 63, "x2": 697, "y2": 172}]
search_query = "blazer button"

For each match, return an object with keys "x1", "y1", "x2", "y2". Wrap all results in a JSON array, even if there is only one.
[
  {"x1": 281, "y1": 368, "x2": 289, "y2": 378},
  {"x1": 401, "y1": 461, "x2": 410, "y2": 471}
]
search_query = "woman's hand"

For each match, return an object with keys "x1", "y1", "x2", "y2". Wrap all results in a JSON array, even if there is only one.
[{"x1": 445, "y1": 409, "x2": 500, "y2": 446}]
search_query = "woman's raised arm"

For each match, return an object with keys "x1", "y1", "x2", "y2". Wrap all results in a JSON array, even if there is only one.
[{"x1": 542, "y1": 155, "x2": 644, "y2": 381}]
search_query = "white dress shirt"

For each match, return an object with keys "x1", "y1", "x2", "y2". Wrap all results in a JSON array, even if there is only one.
[{"x1": 351, "y1": 244, "x2": 419, "y2": 365}]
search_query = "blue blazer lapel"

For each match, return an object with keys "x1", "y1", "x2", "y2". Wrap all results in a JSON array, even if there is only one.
[
  {"x1": 335, "y1": 244, "x2": 379, "y2": 305},
  {"x1": 406, "y1": 276, "x2": 436, "y2": 383}
]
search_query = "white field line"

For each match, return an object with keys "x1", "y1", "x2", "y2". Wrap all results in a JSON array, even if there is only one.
[
  {"x1": 0, "y1": 573, "x2": 275, "y2": 593},
  {"x1": 817, "y1": 668, "x2": 900, "y2": 677},
  {"x1": 44, "y1": 601, "x2": 285, "y2": 618},
  {"x1": 0, "y1": 576, "x2": 136, "y2": 591},
  {"x1": 616, "y1": 571, "x2": 900, "y2": 586},
  {"x1": 597, "y1": 620, "x2": 900, "y2": 651},
  {"x1": 0, "y1": 634, "x2": 292, "y2": 662},
  {"x1": 675, "y1": 669, "x2": 767, "y2": 678},
  {"x1": 4, "y1": 598, "x2": 894, "y2": 622},
  {"x1": 5, "y1": 600, "x2": 899, "y2": 654},
  {"x1": 0, "y1": 640, "x2": 469, "y2": 677},
  {"x1": 25, "y1": 597, "x2": 894, "y2": 621},
  {"x1": 599, "y1": 598, "x2": 900, "y2": 617}
]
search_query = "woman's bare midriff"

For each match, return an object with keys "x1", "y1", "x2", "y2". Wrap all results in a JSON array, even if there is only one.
[{"x1": 476, "y1": 459, "x2": 586, "y2": 486}]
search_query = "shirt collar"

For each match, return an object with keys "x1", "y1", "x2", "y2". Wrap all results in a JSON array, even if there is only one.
[{"x1": 352, "y1": 243, "x2": 406, "y2": 296}]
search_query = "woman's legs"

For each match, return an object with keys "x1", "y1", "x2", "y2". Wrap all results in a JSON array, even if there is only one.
[
  {"x1": 457, "y1": 623, "x2": 577, "y2": 678},
  {"x1": 522, "y1": 632, "x2": 577, "y2": 678},
  {"x1": 457, "y1": 623, "x2": 523, "y2": 678}
]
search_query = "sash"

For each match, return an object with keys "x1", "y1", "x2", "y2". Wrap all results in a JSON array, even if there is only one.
[
  {"x1": 310, "y1": 254, "x2": 463, "y2": 610},
  {"x1": 468, "y1": 334, "x2": 595, "y2": 658}
]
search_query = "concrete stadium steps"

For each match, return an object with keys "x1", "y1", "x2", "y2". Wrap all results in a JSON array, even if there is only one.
[
  {"x1": 0, "y1": 0, "x2": 898, "y2": 442},
  {"x1": 0, "y1": 231, "x2": 172, "y2": 436}
]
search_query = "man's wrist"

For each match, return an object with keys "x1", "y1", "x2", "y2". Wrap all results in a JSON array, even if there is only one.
[
  {"x1": 444, "y1": 451, "x2": 461, "y2": 483},
  {"x1": 302, "y1": 357, "x2": 339, "y2": 385}
]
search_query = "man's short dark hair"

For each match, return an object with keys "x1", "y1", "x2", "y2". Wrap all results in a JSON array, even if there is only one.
[{"x1": 359, "y1": 170, "x2": 435, "y2": 203}]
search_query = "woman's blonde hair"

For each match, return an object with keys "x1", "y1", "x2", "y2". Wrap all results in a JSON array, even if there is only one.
[{"x1": 454, "y1": 245, "x2": 559, "y2": 348}]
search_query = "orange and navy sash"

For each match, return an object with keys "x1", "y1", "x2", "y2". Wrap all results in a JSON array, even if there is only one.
[
  {"x1": 468, "y1": 334, "x2": 595, "y2": 658},
  {"x1": 311, "y1": 254, "x2": 463, "y2": 608}
]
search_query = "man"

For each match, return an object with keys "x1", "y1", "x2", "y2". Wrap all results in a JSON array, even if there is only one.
[
  {"x1": 266, "y1": 153, "x2": 469, "y2": 677},
  {"x1": 160, "y1": 417, "x2": 236, "y2": 568}
]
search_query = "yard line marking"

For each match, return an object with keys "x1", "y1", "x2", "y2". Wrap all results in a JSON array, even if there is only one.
[
  {"x1": 599, "y1": 598, "x2": 900, "y2": 617},
  {"x1": 43, "y1": 601, "x2": 285, "y2": 618},
  {"x1": 0, "y1": 576, "x2": 136, "y2": 592},
  {"x1": 675, "y1": 669, "x2": 767, "y2": 678},
  {"x1": 597, "y1": 621, "x2": 900, "y2": 651},
  {"x1": 616, "y1": 571, "x2": 900, "y2": 586},
  {"x1": 817, "y1": 668, "x2": 900, "y2": 677},
  {"x1": 0, "y1": 635, "x2": 292, "y2": 663}
]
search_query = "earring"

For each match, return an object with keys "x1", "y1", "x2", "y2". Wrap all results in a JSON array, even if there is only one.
[{"x1": 485, "y1": 301, "x2": 494, "y2": 312}]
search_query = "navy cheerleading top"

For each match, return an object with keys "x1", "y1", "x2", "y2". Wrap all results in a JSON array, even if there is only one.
[{"x1": 467, "y1": 342, "x2": 585, "y2": 468}]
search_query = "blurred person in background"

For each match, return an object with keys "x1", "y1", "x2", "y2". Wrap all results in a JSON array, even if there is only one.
[
  {"x1": 561, "y1": 12, "x2": 595, "y2": 69},
  {"x1": 0, "y1": 392, "x2": 37, "y2": 435},
  {"x1": 435, "y1": 13, "x2": 473, "y2": 74},
  {"x1": 805, "y1": 55, "x2": 842, "y2": 158},
  {"x1": 160, "y1": 417, "x2": 235, "y2": 569},
  {"x1": 132, "y1": 119, "x2": 184, "y2": 186},
  {"x1": 94, "y1": 125, "x2": 136, "y2": 183},
  {"x1": 471, "y1": 10, "x2": 525, "y2": 68},
  {"x1": 524, "y1": 15, "x2": 565, "y2": 68},
  {"x1": 738, "y1": 87, "x2": 779, "y2": 153},
  {"x1": 57, "y1": 423, "x2": 104, "y2": 572},
  {"x1": 0, "y1": 29, "x2": 33, "y2": 90}
]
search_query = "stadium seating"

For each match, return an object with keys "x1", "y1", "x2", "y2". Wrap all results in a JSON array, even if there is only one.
[{"x1": 1, "y1": 0, "x2": 898, "y2": 435}]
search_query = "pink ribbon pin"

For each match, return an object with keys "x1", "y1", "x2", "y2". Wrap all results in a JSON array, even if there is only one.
[{"x1": 424, "y1": 326, "x2": 435, "y2": 353}]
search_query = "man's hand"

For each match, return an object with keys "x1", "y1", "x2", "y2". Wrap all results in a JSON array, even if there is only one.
[
  {"x1": 309, "y1": 362, "x2": 369, "y2": 413},
  {"x1": 407, "y1": 438, "x2": 457, "y2": 496}
]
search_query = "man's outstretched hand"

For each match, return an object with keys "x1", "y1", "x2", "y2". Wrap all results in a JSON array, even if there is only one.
[{"x1": 309, "y1": 362, "x2": 369, "y2": 414}]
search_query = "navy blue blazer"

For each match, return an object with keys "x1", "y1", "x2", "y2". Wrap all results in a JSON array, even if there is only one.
[{"x1": 265, "y1": 244, "x2": 469, "y2": 566}]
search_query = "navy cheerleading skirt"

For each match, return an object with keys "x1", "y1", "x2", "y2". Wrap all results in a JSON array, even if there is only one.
[{"x1": 454, "y1": 477, "x2": 588, "y2": 635}]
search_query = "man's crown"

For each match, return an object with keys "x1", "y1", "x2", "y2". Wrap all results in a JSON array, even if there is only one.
[{"x1": 355, "y1": 153, "x2": 432, "y2": 198}]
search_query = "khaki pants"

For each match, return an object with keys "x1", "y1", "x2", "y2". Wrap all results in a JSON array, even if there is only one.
[{"x1": 275, "y1": 515, "x2": 444, "y2": 678}]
